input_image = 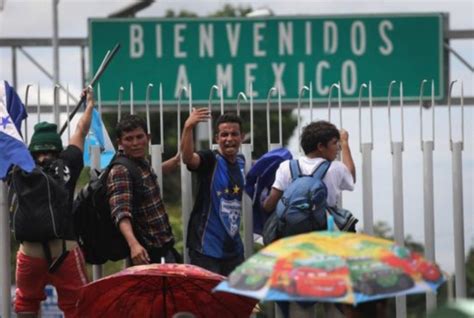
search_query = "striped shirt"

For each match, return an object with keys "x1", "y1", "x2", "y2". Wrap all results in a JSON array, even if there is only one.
[{"x1": 107, "y1": 155, "x2": 174, "y2": 249}]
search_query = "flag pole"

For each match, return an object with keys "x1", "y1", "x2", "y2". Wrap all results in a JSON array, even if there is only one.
[{"x1": 59, "y1": 43, "x2": 120, "y2": 135}]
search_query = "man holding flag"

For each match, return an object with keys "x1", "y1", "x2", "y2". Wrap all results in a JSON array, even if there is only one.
[{"x1": 4, "y1": 82, "x2": 95, "y2": 318}]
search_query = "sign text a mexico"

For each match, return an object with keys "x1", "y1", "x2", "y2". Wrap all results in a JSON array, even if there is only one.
[{"x1": 89, "y1": 14, "x2": 444, "y2": 105}]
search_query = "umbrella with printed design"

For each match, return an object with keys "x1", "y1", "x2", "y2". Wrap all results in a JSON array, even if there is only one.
[{"x1": 215, "y1": 231, "x2": 445, "y2": 305}]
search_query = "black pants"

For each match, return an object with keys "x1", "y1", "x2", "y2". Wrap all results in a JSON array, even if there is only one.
[
  {"x1": 148, "y1": 243, "x2": 183, "y2": 264},
  {"x1": 189, "y1": 250, "x2": 243, "y2": 276}
]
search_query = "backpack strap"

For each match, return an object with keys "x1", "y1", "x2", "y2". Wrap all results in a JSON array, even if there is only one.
[
  {"x1": 110, "y1": 156, "x2": 145, "y2": 201},
  {"x1": 289, "y1": 159, "x2": 302, "y2": 181},
  {"x1": 112, "y1": 157, "x2": 142, "y2": 184},
  {"x1": 311, "y1": 160, "x2": 331, "y2": 180}
]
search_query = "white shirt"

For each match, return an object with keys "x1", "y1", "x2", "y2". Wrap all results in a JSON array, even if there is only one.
[{"x1": 272, "y1": 157, "x2": 354, "y2": 207}]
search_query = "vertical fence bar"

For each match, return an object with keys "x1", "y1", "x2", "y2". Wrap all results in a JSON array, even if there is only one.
[
  {"x1": 130, "y1": 82, "x2": 134, "y2": 115},
  {"x1": 419, "y1": 79, "x2": 437, "y2": 312},
  {"x1": 91, "y1": 145, "x2": 103, "y2": 280},
  {"x1": 12, "y1": 46, "x2": 17, "y2": 89},
  {"x1": 278, "y1": 88, "x2": 282, "y2": 147},
  {"x1": 241, "y1": 143, "x2": 253, "y2": 259},
  {"x1": 151, "y1": 145, "x2": 163, "y2": 197},
  {"x1": 236, "y1": 92, "x2": 247, "y2": 117},
  {"x1": 37, "y1": 83, "x2": 41, "y2": 122},
  {"x1": 238, "y1": 88, "x2": 253, "y2": 259},
  {"x1": 327, "y1": 83, "x2": 340, "y2": 123},
  {"x1": 177, "y1": 86, "x2": 192, "y2": 264},
  {"x1": 145, "y1": 83, "x2": 153, "y2": 144},
  {"x1": 117, "y1": 86, "x2": 124, "y2": 122},
  {"x1": 97, "y1": 83, "x2": 102, "y2": 115},
  {"x1": 451, "y1": 142, "x2": 465, "y2": 297},
  {"x1": 392, "y1": 142, "x2": 406, "y2": 318},
  {"x1": 266, "y1": 87, "x2": 279, "y2": 151},
  {"x1": 146, "y1": 83, "x2": 164, "y2": 192},
  {"x1": 80, "y1": 46, "x2": 86, "y2": 88},
  {"x1": 208, "y1": 85, "x2": 219, "y2": 149},
  {"x1": 448, "y1": 80, "x2": 466, "y2": 298},
  {"x1": 358, "y1": 82, "x2": 374, "y2": 235},
  {"x1": 297, "y1": 85, "x2": 309, "y2": 154},
  {"x1": 388, "y1": 81, "x2": 407, "y2": 318},
  {"x1": 328, "y1": 83, "x2": 343, "y2": 207},
  {"x1": 160, "y1": 83, "x2": 164, "y2": 151},
  {"x1": 0, "y1": 181, "x2": 11, "y2": 318},
  {"x1": 53, "y1": 84, "x2": 60, "y2": 126},
  {"x1": 219, "y1": 84, "x2": 224, "y2": 115},
  {"x1": 309, "y1": 81, "x2": 313, "y2": 122},
  {"x1": 66, "y1": 84, "x2": 71, "y2": 141},
  {"x1": 23, "y1": 84, "x2": 33, "y2": 142}
]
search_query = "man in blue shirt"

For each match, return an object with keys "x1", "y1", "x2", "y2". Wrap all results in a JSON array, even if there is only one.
[{"x1": 181, "y1": 108, "x2": 245, "y2": 276}]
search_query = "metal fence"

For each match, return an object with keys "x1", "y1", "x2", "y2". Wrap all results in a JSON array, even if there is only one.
[{"x1": 0, "y1": 79, "x2": 470, "y2": 318}]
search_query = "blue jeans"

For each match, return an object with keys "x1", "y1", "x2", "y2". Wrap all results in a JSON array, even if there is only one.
[{"x1": 189, "y1": 250, "x2": 243, "y2": 276}]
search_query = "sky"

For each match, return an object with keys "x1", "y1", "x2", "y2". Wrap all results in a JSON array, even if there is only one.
[{"x1": 0, "y1": 0, "x2": 473, "y2": 275}]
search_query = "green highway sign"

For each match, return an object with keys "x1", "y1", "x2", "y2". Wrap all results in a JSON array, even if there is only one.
[{"x1": 89, "y1": 14, "x2": 445, "y2": 105}]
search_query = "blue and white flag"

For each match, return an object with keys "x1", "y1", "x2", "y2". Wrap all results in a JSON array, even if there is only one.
[
  {"x1": 83, "y1": 108, "x2": 115, "y2": 169},
  {"x1": 0, "y1": 81, "x2": 35, "y2": 180}
]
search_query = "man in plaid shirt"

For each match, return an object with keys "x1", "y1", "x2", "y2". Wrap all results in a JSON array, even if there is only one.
[{"x1": 107, "y1": 114, "x2": 181, "y2": 265}]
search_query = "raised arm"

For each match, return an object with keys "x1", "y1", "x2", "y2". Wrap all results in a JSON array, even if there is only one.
[
  {"x1": 69, "y1": 87, "x2": 95, "y2": 152},
  {"x1": 180, "y1": 107, "x2": 210, "y2": 170},
  {"x1": 162, "y1": 152, "x2": 181, "y2": 175},
  {"x1": 340, "y1": 129, "x2": 356, "y2": 183}
]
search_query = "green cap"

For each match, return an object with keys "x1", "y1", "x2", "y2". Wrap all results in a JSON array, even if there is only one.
[{"x1": 28, "y1": 122, "x2": 63, "y2": 153}]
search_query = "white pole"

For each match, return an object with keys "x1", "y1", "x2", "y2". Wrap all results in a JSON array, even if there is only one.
[{"x1": 52, "y1": 0, "x2": 60, "y2": 126}]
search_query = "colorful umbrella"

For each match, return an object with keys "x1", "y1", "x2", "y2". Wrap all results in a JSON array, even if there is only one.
[
  {"x1": 215, "y1": 231, "x2": 445, "y2": 305},
  {"x1": 77, "y1": 263, "x2": 257, "y2": 318}
]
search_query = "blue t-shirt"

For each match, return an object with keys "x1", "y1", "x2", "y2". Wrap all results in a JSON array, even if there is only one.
[{"x1": 187, "y1": 150, "x2": 245, "y2": 259}]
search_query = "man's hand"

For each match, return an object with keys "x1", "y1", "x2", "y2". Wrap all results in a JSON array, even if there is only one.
[
  {"x1": 162, "y1": 152, "x2": 181, "y2": 175},
  {"x1": 80, "y1": 86, "x2": 95, "y2": 109},
  {"x1": 340, "y1": 129, "x2": 349, "y2": 145},
  {"x1": 129, "y1": 242, "x2": 150, "y2": 265},
  {"x1": 184, "y1": 107, "x2": 211, "y2": 129},
  {"x1": 339, "y1": 128, "x2": 356, "y2": 182}
]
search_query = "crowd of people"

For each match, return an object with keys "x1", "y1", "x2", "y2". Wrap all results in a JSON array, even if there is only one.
[{"x1": 6, "y1": 85, "x2": 360, "y2": 317}]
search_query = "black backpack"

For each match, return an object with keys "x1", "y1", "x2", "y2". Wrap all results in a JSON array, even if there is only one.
[
  {"x1": 73, "y1": 156, "x2": 143, "y2": 265},
  {"x1": 8, "y1": 160, "x2": 69, "y2": 242},
  {"x1": 8, "y1": 160, "x2": 72, "y2": 272}
]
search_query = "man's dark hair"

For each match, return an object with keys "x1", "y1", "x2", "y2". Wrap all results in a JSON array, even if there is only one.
[
  {"x1": 214, "y1": 112, "x2": 242, "y2": 135},
  {"x1": 300, "y1": 120, "x2": 340, "y2": 155},
  {"x1": 115, "y1": 114, "x2": 148, "y2": 139}
]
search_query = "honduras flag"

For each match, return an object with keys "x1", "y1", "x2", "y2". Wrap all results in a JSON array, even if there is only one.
[
  {"x1": 83, "y1": 108, "x2": 115, "y2": 169},
  {"x1": 0, "y1": 81, "x2": 35, "y2": 180}
]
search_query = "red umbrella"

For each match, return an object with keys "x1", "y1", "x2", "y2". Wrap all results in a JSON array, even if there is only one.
[{"x1": 77, "y1": 263, "x2": 257, "y2": 318}]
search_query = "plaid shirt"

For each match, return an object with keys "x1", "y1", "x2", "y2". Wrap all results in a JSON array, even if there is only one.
[{"x1": 107, "y1": 155, "x2": 174, "y2": 249}]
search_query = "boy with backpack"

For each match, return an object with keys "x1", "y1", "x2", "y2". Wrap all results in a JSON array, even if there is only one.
[
  {"x1": 262, "y1": 120, "x2": 356, "y2": 238},
  {"x1": 12, "y1": 88, "x2": 94, "y2": 318}
]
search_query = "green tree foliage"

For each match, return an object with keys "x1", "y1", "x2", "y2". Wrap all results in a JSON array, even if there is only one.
[
  {"x1": 164, "y1": 9, "x2": 197, "y2": 18},
  {"x1": 209, "y1": 4, "x2": 253, "y2": 17},
  {"x1": 164, "y1": 4, "x2": 252, "y2": 19}
]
